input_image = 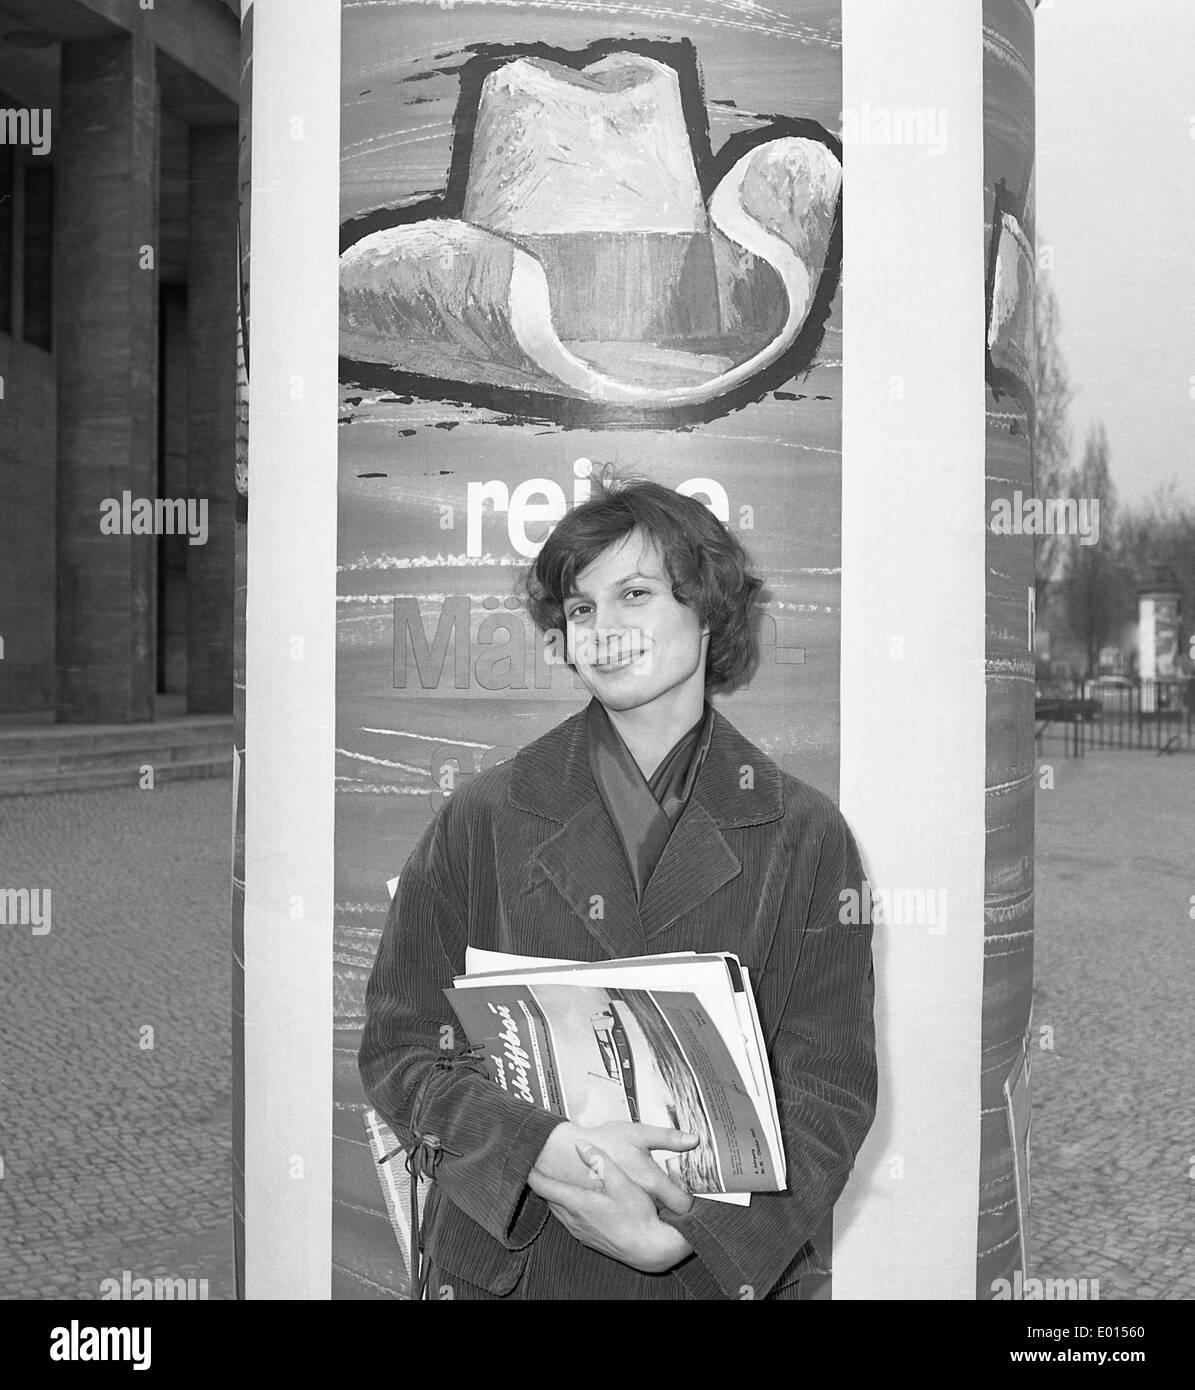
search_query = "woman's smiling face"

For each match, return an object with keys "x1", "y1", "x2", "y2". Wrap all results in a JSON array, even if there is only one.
[{"x1": 562, "y1": 529, "x2": 709, "y2": 716}]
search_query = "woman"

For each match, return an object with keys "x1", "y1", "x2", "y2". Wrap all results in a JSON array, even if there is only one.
[{"x1": 359, "y1": 476, "x2": 877, "y2": 1300}]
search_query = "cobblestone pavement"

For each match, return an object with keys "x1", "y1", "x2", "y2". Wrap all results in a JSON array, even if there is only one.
[
  {"x1": 2, "y1": 757, "x2": 1190, "y2": 1302},
  {"x1": 1032, "y1": 747, "x2": 1195, "y2": 1300},
  {"x1": 0, "y1": 781, "x2": 234, "y2": 1301}
]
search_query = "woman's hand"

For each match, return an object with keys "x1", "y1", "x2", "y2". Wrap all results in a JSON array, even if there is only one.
[
  {"x1": 530, "y1": 1141, "x2": 695, "y2": 1273},
  {"x1": 534, "y1": 1120, "x2": 697, "y2": 1215}
]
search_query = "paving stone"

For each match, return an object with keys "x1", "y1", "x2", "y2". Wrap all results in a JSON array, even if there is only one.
[
  {"x1": 0, "y1": 782, "x2": 233, "y2": 1300},
  {"x1": 1032, "y1": 750, "x2": 1195, "y2": 1300}
]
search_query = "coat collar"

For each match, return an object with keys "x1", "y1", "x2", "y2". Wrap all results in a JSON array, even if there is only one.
[
  {"x1": 508, "y1": 701, "x2": 783, "y2": 829},
  {"x1": 508, "y1": 702, "x2": 783, "y2": 955}
]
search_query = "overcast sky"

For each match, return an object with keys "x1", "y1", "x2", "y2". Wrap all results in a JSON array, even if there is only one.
[{"x1": 1036, "y1": 0, "x2": 1195, "y2": 505}]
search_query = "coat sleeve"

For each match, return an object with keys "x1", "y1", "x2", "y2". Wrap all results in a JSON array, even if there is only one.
[
  {"x1": 659, "y1": 805, "x2": 878, "y2": 1298},
  {"x1": 358, "y1": 814, "x2": 566, "y2": 1250}
]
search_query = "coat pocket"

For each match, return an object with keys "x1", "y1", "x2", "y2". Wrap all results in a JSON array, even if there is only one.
[
  {"x1": 423, "y1": 1188, "x2": 531, "y2": 1298},
  {"x1": 765, "y1": 1238, "x2": 830, "y2": 1299}
]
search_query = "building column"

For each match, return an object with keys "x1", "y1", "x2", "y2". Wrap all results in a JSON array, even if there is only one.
[
  {"x1": 186, "y1": 123, "x2": 238, "y2": 714},
  {"x1": 55, "y1": 34, "x2": 159, "y2": 724}
]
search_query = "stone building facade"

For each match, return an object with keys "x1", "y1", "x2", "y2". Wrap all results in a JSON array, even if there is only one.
[{"x1": 0, "y1": 0, "x2": 238, "y2": 723}]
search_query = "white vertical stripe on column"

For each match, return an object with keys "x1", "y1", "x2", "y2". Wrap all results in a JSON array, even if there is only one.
[
  {"x1": 243, "y1": 0, "x2": 339, "y2": 1299},
  {"x1": 834, "y1": 0, "x2": 988, "y2": 1298}
]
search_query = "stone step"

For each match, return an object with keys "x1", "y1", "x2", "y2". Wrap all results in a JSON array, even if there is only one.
[
  {"x1": 0, "y1": 756, "x2": 232, "y2": 798},
  {"x1": 0, "y1": 717, "x2": 231, "y2": 759},
  {"x1": 0, "y1": 719, "x2": 234, "y2": 796},
  {"x1": 0, "y1": 740, "x2": 231, "y2": 778}
]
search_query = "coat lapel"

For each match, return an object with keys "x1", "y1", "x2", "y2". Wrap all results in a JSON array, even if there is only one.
[
  {"x1": 638, "y1": 707, "x2": 785, "y2": 937},
  {"x1": 529, "y1": 798, "x2": 648, "y2": 959},
  {"x1": 507, "y1": 703, "x2": 784, "y2": 957},
  {"x1": 636, "y1": 800, "x2": 741, "y2": 939},
  {"x1": 509, "y1": 706, "x2": 647, "y2": 959}
]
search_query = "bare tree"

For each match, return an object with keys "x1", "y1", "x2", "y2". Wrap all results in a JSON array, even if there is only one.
[
  {"x1": 1032, "y1": 274, "x2": 1074, "y2": 613},
  {"x1": 1060, "y1": 423, "x2": 1121, "y2": 678},
  {"x1": 1116, "y1": 480, "x2": 1195, "y2": 649}
]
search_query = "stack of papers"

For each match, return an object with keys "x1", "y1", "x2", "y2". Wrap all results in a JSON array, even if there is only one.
[{"x1": 445, "y1": 948, "x2": 786, "y2": 1202}]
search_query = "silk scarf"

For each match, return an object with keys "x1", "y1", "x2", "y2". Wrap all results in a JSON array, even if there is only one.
[{"x1": 586, "y1": 698, "x2": 716, "y2": 903}]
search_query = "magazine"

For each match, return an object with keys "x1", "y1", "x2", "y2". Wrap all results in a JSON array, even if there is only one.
[{"x1": 444, "y1": 951, "x2": 785, "y2": 1197}]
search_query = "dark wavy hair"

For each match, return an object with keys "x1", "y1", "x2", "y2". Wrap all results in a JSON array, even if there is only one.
[{"x1": 522, "y1": 473, "x2": 763, "y2": 689}]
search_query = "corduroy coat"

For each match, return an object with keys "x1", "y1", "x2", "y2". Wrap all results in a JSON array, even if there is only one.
[{"x1": 359, "y1": 703, "x2": 877, "y2": 1300}]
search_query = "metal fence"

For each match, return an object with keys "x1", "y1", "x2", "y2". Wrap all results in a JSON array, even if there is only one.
[{"x1": 1035, "y1": 679, "x2": 1195, "y2": 757}]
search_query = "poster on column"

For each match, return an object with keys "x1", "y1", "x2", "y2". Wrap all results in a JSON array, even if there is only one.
[
  {"x1": 980, "y1": 0, "x2": 1037, "y2": 1299},
  {"x1": 333, "y1": 0, "x2": 845, "y2": 1299},
  {"x1": 238, "y1": 0, "x2": 1048, "y2": 1304}
]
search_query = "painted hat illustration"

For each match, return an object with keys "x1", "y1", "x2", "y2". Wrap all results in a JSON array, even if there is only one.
[{"x1": 340, "y1": 50, "x2": 842, "y2": 412}]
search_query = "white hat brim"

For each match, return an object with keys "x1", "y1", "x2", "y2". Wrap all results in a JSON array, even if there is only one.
[{"x1": 340, "y1": 136, "x2": 841, "y2": 408}]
